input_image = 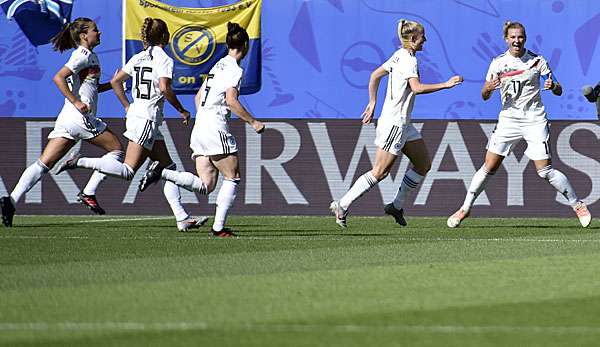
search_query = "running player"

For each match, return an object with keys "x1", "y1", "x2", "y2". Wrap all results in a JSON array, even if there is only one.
[
  {"x1": 139, "y1": 22, "x2": 264, "y2": 237},
  {"x1": 329, "y1": 19, "x2": 463, "y2": 228},
  {"x1": 1, "y1": 17, "x2": 123, "y2": 227},
  {"x1": 447, "y1": 21, "x2": 591, "y2": 228},
  {"x1": 55, "y1": 18, "x2": 207, "y2": 232}
]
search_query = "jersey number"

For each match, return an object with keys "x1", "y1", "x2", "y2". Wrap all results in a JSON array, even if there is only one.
[
  {"x1": 133, "y1": 66, "x2": 152, "y2": 100},
  {"x1": 510, "y1": 80, "x2": 523, "y2": 98},
  {"x1": 201, "y1": 74, "x2": 215, "y2": 107}
]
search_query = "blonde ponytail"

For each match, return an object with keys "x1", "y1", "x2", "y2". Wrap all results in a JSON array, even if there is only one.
[{"x1": 397, "y1": 19, "x2": 424, "y2": 49}]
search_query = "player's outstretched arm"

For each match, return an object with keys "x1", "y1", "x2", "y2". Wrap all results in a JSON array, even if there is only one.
[
  {"x1": 110, "y1": 69, "x2": 132, "y2": 113},
  {"x1": 225, "y1": 87, "x2": 264, "y2": 133},
  {"x1": 362, "y1": 66, "x2": 388, "y2": 124},
  {"x1": 159, "y1": 77, "x2": 190, "y2": 125},
  {"x1": 409, "y1": 75, "x2": 463, "y2": 95},
  {"x1": 53, "y1": 66, "x2": 88, "y2": 114}
]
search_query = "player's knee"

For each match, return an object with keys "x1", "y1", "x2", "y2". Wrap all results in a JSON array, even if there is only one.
[
  {"x1": 415, "y1": 161, "x2": 431, "y2": 175},
  {"x1": 371, "y1": 168, "x2": 389, "y2": 181}
]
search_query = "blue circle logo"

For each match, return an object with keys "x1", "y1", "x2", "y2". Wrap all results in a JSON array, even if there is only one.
[{"x1": 170, "y1": 25, "x2": 216, "y2": 66}]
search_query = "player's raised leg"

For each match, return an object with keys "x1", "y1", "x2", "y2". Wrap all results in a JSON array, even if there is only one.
[
  {"x1": 79, "y1": 128, "x2": 125, "y2": 214},
  {"x1": 534, "y1": 159, "x2": 591, "y2": 227}
]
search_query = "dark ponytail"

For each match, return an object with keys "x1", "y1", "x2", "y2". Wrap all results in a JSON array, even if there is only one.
[
  {"x1": 51, "y1": 17, "x2": 94, "y2": 52},
  {"x1": 226, "y1": 22, "x2": 249, "y2": 51},
  {"x1": 141, "y1": 17, "x2": 169, "y2": 49}
]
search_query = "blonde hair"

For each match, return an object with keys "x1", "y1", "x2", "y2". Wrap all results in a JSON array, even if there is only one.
[
  {"x1": 503, "y1": 21, "x2": 526, "y2": 39},
  {"x1": 397, "y1": 19, "x2": 424, "y2": 49}
]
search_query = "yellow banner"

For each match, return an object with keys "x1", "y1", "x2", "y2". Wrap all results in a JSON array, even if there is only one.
[{"x1": 124, "y1": 0, "x2": 261, "y2": 42}]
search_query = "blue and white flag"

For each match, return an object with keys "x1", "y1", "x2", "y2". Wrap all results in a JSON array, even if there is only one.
[{"x1": 1, "y1": 0, "x2": 73, "y2": 46}]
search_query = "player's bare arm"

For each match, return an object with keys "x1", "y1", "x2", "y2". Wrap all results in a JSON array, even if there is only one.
[
  {"x1": 53, "y1": 66, "x2": 88, "y2": 114},
  {"x1": 110, "y1": 69, "x2": 131, "y2": 112},
  {"x1": 482, "y1": 75, "x2": 501, "y2": 100},
  {"x1": 544, "y1": 73, "x2": 562, "y2": 96},
  {"x1": 225, "y1": 87, "x2": 264, "y2": 133},
  {"x1": 408, "y1": 75, "x2": 463, "y2": 95},
  {"x1": 159, "y1": 77, "x2": 190, "y2": 125},
  {"x1": 362, "y1": 66, "x2": 387, "y2": 124},
  {"x1": 194, "y1": 86, "x2": 203, "y2": 110}
]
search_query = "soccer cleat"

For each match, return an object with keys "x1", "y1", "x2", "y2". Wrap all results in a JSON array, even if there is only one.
[
  {"x1": 55, "y1": 152, "x2": 81, "y2": 175},
  {"x1": 139, "y1": 161, "x2": 162, "y2": 192},
  {"x1": 177, "y1": 216, "x2": 209, "y2": 232},
  {"x1": 573, "y1": 201, "x2": 592, "y2": 228},
  {"x1": 77, "y1": 192, "x2": 106, "y2": 215},
  {"x1": 329, "y1": 200, "x2": 348, "y2": 229},
  {"x1": 384, "y1": 203, "x2": 407, "y2": 226},
  {"x1": 447, "y1": 209, "x2": 469, "y2": 228},
  {"x1": 210, "y1": 228, "x2": 236, "y2": 237},
  {"x1": 1, "y1": 196, "x2": 15, "y2": 227}
]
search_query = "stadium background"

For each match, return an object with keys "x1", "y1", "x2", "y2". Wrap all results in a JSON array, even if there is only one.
[{"x1": 0, "y1": 0, "x2": 599, "y2": 216}]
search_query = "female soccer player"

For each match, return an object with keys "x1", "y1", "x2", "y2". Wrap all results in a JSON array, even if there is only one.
[
  {"x1": 329, "y1": 19, "x2": 463, "y2": 228},
  {"x1": 55, "y1": 18, "x2": 206, "y2": 232},
  {"x1": 1, "y1": 17, "x2": 123, "y2": 227},
  {"x1": 139, "y1": 22, "x2": 264, "y2": 237},
  {"x1": 447, "y1": 21, "x2": 591, "y2": 228}
]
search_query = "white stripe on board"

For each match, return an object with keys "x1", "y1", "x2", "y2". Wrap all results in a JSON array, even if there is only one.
[{"x1": 1, "y1": 235, "x2": 600, "y2": 243}]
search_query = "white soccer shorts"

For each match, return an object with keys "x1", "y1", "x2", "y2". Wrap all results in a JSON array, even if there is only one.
[
  {"x1": 123, "y1": 116, "x2": 164, "y2": 151},
  {"x1": 486, "y1": 119, "x2": 551, "y2": 160},
  {"x1": 190, "y1": 123, "x2": 238, "y2": 158},
  {"x1": 374, "y1": 122, "x2": 422, "y2": 155},
  {"x1": 48, "y1": 109, "x2": 107, "y2": 141}
]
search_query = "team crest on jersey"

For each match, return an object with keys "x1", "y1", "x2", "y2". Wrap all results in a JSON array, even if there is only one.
[{"x1": 170, "y1": 25, "x2": 216, "y2": 66}]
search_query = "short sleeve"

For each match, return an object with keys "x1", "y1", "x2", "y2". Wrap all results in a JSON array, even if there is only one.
[
  {"x1": 383, "y1": 51, "x2": 417, "y2": 78},
  {"x1": 536, "y1": 56, "x2": 552, "y2": 76},
  {"x1": 485, "y1": 60, "x2": 498, "y2": 82},
  {"x1": 382, "y1": 54, "x2": 396, "y2": 72},
  {"x1": 401, "y1": 56, "x2": 418, "y2": 79},
  {"x1": 64, "y1": 50, "x2": 87, "y2": 74},
  {"x1": 224, "y1": 68, "x2": 243, "y2": 90},
  {"x1": 155, "y1": 55, "x2": 173, "y2": 79},
  {"x1": 121, "y1": 56, "x2": 136, "y2": 76}
]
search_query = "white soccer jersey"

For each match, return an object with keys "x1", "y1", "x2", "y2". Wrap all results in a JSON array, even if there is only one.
[
  {"x1": 63, "y1": 46, "x2": 101, "y2": 117},
  {"x1": 122, "y1": 46, "x2": 174, "y2": 123},
  {"x1": 379, "y1": 48, "x2": 418, "y2": 124},
  {"x1": 486, "y1": 49, "x2": 552, "y2": 122},
  {"x1": 196, "y1": 55, "x2": 243, "y2": 125}
]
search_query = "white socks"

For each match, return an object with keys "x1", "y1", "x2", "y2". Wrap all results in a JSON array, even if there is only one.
[
  {"x1": 161, "y1": 169, "x2": 208, "y2": 194},
  {"x1": 81, "y1": 151, "x2": 123, "y2": 195},
  {"x1": 537, "y1": 165, "x2": 578, "y2": 206},
  {"x1": 10, "y1": 160, "x2": 49, "y2": 204},
  {"x1": 161, "y1": 163, "x2": 189, "y2": 222},
  {"x1": 461, "y1": 166, "x2": 495, "y2": 213},
  {"x1": 77, "y1": 151, "x2": 133, "y2": 181},
  {"x1": 212, "y1": 178, "x2": 239, "y2": 232},
  {"x1": 392, "y1": 169, "x2": 424, "y2": 210},
  {"x1": 339, "y1": 172, "x2": 378, "y2": 210}
]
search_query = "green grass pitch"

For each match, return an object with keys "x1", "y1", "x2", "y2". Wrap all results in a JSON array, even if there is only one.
[{"x1": 1, "y1": 215, "x2": 600, "y2": 346}]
